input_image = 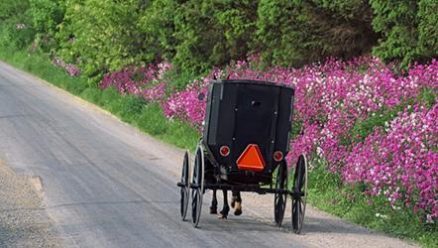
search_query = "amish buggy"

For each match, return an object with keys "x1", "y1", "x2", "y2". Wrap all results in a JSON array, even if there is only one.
[{"x1": 177, "y1": 80, "x2": 308, "y2": 233}]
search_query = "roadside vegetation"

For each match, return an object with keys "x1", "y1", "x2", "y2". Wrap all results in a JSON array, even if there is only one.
[{"x1": 0, "y1": 1, "x2": 436, "y2": 247}]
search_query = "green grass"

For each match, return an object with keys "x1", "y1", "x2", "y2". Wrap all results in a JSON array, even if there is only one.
[{"x1": 1, "y1": 47, "x2": 436, "y2": 247}]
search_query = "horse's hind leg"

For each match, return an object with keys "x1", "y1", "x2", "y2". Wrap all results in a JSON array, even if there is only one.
[
  {"x1": 219, "y1": 190, "x2": 230, "y2": 219},
  {"x1": 210, "y1": 189, "x2": 218, "y2": 214},
  {"x1": 232, "y1": 191, "x2": 242, "y2": 216}
]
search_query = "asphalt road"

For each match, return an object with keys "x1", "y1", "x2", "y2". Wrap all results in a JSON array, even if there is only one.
[{"x1": 0, "y1": 61, "x2": 418, "y2": 248}]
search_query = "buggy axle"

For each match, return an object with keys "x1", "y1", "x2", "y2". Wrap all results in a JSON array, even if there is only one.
[{"x1": 177, "y1": 182, "x2": 304, "y2": 198}]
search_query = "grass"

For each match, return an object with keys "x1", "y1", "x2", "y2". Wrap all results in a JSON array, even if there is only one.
[{"x1": 1, "y1": 47, "x2": 436, "y2": 247}]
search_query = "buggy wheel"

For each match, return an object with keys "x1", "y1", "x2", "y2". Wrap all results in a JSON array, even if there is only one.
[
  {"x1": 274, "y1": 160, "x2": 288, "y2": 226},
  {"x1": 292, "y1": 154, "x2": 308, "y2": 234},
  {"x1": 191, "y1": 144, "x2": 204, "y2": 228},
  {"x1": 180, "y1": 151, "x2": 190, "y2": 221}
]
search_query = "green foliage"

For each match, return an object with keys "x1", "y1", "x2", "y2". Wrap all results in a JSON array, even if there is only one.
[
  {"x1": 169, "y1": 0, "x2": 258, "y2": 73},
  {"x1": 29, "y1": 0, "x2": 64, "y2": 34},
  {"x1": 162, "y1": 67, "x2": 202, "y2": 92},
  {"x1": 1, "y1": 0, "x2": 437, "y2": 72},
  {"x1": 418, "y1": 0, "x2": 438, "y2": 59},
  {"x1": 57, "y1": 0, "x2": 151, "y2": 77},
  {"x1": 138, "y1": 0, "x2": 178, "y2": 62},
  {"x1": 370, "y1": 0, "x2": 438, "y2": 67},
  {"x1": 141, "y1": 0, "x2": 261, "y2": 76},
  {"x1": 140, "y1": 0, "x2": 258, "y2": 73},
  {"x1": 256, "y1": 0, "x2": 377, "y2": 67},
  {"x1": 28, "y1": 0, "x2": 65, "y2": 51},
  {"x1": 349, "y1": 106, "x2": 404, "y2": 145},
  {"x1": 0, "y1": 0, "x2": 34, "y2": 49},
  {"x1": 417, "y1": 88, "x2": 437, "y2": 109},
  {"x1": 0, "y1": 1, "x2": 30, "y2": 26},
  {"x1": 290, "y1": 119, "x2": 303, "y2": 140}
]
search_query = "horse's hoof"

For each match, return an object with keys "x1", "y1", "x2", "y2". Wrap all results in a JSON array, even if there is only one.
[
  {"x1": 219, "y1": 207, "x2": 229, "y2": 219},
  {"x1": 218, "y1": 214, "x2": 227, "y2": 219},
  {"x1": 210, "y1": 206, "x2": 218, "y2": 214},
  {"x1": 231, "y1": 197, "x2": 237, "y2": 208},
  {"x1": 234, "y1": 202, "x2": 242, "y2": 216}
]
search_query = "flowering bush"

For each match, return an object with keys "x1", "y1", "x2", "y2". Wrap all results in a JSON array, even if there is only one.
[
  {"x1": 98, "y1": 56, "x2": 437, "y2": 219},
  {"x1": 52, "y1": 57, "x2": 80, "y2": 76},
  {"x1": 344, "y1": 104, "x2": 437, "y2": 218},
  {"x1": 162, "y1": 70, "x2": 220, "y2": 128},
  {"x1": 163, "y1": 58, "x2": 436, "y2": 151},
  {"x1": 162, "y1": 81, "x2": 208, "y2": 129},
  {"x1": 100, "y1": 62, "x2": 171, "y2": 102},
  {"x1": 162, "y1": 57, "x2": 437, "y2": 218}
]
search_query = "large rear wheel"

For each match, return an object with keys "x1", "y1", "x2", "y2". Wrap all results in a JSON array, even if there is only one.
[
  {"x1": 191, "y1": 144, "x2": 204, "y2": 228},
  {"x1": 179, "y1": 151, "x2": 190, "y2": 221},
  {"x1": 292, "y1": 154, "x2": 308, "y2": 234},
  {"x1": 274, "y1": 160, "x2": 288, "y2": 226}
]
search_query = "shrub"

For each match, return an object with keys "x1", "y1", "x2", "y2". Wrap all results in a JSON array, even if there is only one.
[
  {"x1": 138, "y1": 0, "x2": 178, "y2": 63},
  {"x1": 56, "y1": 0, "x2": 150, "y2": 77},
  {"x1": 170, "y1": 0, "x2": 258, "y2": 73},
  {"x1": 256, "y1": 0, "x2": 377, "y2": 67},
  {"x1": 344, "y1": 104, "x2": 438, "y2": 219},
  {"x1": 100, "y1": 61, "x2": 171, "y2": 102},
  {"x1": 28, "y1": 0, "x2": 65, "y2": 51},
  {"x1": 0, "y1": 0, "x2": 34, "y2": 49},
  {"x1": 370, "y1": 0, "x2": 438, "y2": 67}
]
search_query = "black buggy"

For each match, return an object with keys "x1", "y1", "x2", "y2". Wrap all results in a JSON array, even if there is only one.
[{"x1": 177, "y1": 80, "x2": 308, "y2": 233}]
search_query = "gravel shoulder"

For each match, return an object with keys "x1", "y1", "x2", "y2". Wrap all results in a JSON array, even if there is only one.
[{"x1": 0, "y1": 161, "x2": 61, "y2": 247}]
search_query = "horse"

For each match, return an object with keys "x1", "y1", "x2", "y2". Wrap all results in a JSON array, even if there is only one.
[{"x1": 210, "y1": 189, "x2": 242, "y2": 219}]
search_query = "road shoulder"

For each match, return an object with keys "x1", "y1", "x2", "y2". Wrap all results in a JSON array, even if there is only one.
[{"x1": 0, "y1": 160, "x2": 61, "y2": 247}]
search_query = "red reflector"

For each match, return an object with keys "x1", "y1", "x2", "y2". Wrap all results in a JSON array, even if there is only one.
[
  {"x1": 219, "y1": 146, "x2": 230, "y2": 157},
  {"x1": 236, "y1": 144, "x2": 265, "y2": 172},
  {"x1": 273, "y1": 151, "x2": 283, "y2": 162}
]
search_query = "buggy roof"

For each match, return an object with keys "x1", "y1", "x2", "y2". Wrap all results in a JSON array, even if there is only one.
[{"x1": 212, "y1": 79, "x2": 295, "y2": 90}]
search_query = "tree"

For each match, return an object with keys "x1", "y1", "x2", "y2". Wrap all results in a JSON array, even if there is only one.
[
  {"x1": 256, "y1": 0, "x2": 377, "y2": 67},
  {"x1": 57, "y1": 0, "x2": 150, "y2": 77},
  {"x1": 370, "y1": 0, "x2": 437, "y2": 66}
]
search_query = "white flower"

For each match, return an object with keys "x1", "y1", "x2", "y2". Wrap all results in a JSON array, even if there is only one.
[
  {"x1": 375, "y1": 213, "x2": 388, "y2": 219},
  {"x1": 316, "y1": 147, "x2": 324, "y2": 156},
  {"x1": 391, "y1": 206, "x2": 401, "y2": 210},
  {"x1": 426, "y1": 214, "x2": 434, "y2": 224}
]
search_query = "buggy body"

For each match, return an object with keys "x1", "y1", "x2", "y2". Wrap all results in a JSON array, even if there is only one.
[{"x1": 203, "y1": 80, "x2": 294, "y2": 185}]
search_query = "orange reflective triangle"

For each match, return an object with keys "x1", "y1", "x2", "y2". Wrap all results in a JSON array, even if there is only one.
[{"x1": 236, "y1": 144, "x2": 266, "y2": 172}]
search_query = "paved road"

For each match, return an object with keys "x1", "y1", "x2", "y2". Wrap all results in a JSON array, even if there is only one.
[{"x1": 0, "y1": 61, "x2": 418, "y2": 248}]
